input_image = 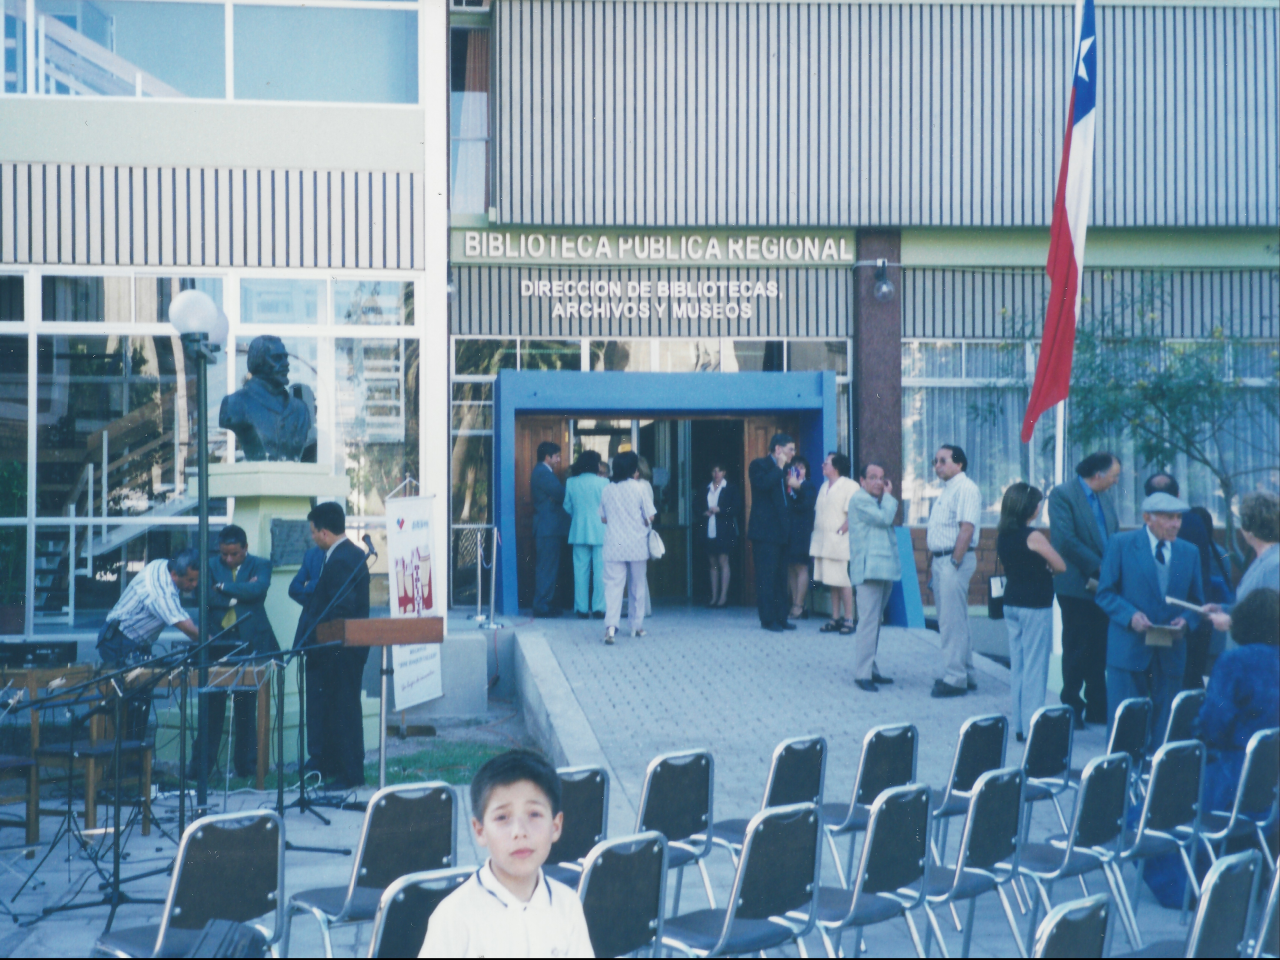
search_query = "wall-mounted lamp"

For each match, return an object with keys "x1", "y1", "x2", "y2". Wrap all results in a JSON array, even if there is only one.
[{"x1": 872, "y1": 259, "x2": 895, "y2": 302}]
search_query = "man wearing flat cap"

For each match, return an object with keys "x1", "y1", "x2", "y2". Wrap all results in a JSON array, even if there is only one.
[{"x1": 1096, "y1": 491, "x2": 1205, "y2": 746}]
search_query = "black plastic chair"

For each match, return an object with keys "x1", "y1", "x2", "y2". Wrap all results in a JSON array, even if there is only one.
[
  {"x1": 1022, "y1": 706, "x2": 1076, "y2": 838},
  {"x1": 1114, "y1": 850, "x2": 1261, "y2": 959},
  {"x1": 635, "y1": 749, "x2": 716, "y2": 912},
  {"x1": 281, "y1": 782, "x2": 457, "y2": 957},
  {"x1": 545, "y1": 765, "x2": 610, "y2": 887},
  {"x1": 92, "y1": 811, "x2": 285, "y2": 958},
  {"x1": 577, "y1": 831, "x2": 667, "y2": 959},
  {"x1": 1163, "y1": 690, "x2": 1206, "y2": 746},
  {"x1": 661, "y1": 802, "x2": 821, "y2": 958},
  {"x1": 923, "y1": 767, "x2": 1027, "y2": 959},
  {"x1": 822, "y1": 723, "x2": 918, "y2": 889},
  {"x1": 1018, "y1": 752, "x2": 1138, "y2": 951},
  {"x1": 707, "y1": 735, "x2": 826, "y2": 864},
  {"x1": 1254, "y1": 866, "x2": 1278, "y2": 960},
  {"x1": 931, "y1": 714, "x2": 1008, "y2": 864},
  {"x1": 1117, "y1": 740, "x2": 1204, "y2": 926},
  {"x1": 1201, "y1": 727, "x2": 1279, "y2": 872},
  {"x1": 802, "y1": 783, "x2": 931, "y2": 958},
  {"x1": 364, "y1": 867, "x2": 474, "y2": 959},
  {"x1": 1031, "y1": 893, "x2": 1109, "y2": 959}
]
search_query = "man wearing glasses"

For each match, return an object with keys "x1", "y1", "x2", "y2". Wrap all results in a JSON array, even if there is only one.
[{"x1": 927, "y1": 445, "x2": 982, "y2": 697}]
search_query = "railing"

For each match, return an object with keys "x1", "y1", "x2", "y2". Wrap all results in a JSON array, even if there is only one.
[{"x1": 454, "y1": 523, "x2": 502, "y2": 629}]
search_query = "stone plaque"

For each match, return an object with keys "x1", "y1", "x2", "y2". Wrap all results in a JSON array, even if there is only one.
[{"x1": 270, "y1": 519, "x2": 313, "y2": 566}]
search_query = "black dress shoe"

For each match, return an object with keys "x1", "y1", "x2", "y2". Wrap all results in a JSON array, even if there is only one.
[
  {"x1": 780, "y1": 621, "x2": 798, "y2": 631},
  {"x1": 854, "y1": 679, "x2": 879, "y2": 693},
  {"x1": 763, "y1": 623, "x2": 786, "y2": 633},
  {"x1": 534, "y1": 609, "x2": 561, "y2": 619},
  {"x1": 966, "y1": 679, "x2": 979, "y2": 691},
  {"x1": 931, "y1": 680, "x2": 968, "y2": 698},
  {"x1": 591, "y1": 611, "x2": 605, "y2": 620},
  {"x1": 577, "y1": 611, "x2": 590, "y2": 620},
  {"x1": 871, "y1": 671, "x2": 894, "y2": 685}
]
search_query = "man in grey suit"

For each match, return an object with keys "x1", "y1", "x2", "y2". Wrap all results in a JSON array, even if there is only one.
[
  {"x1": 531, "y1": 441, "x2": 570, "y2": 617},
  {"x1": 1048, "y1": 451, "x2": 1121, "y2": 728},
  {"x1": 1096, "y1": 492, "x2": 1204, "y2": 746},
  {"x1": 192, "y1": 524, "x2": 279, "y2": 778}
]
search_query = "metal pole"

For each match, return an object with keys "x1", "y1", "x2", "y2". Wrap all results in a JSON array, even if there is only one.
[
  {"x1": 481, "y1": 527, "x2": 504, "y2": 630},
  {"x1": 378, "y1": 647, "x2": 389, "y2": 790},
  {"x1": 193, "y1": 334, "x2": 210, "y2": 812},
  {"x1": 473, "y1": 528, "x2": 483, "y2": 620}
]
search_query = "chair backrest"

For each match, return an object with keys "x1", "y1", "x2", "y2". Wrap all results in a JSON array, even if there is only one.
[
  {"x1": 1237, "y1": 728, "x2": 1280, "y2": 817},
  {"x1": 947, "y1": 714, "x2": 1008, "y2": 794},
  {"x1": 1164, "y1": 689, "x2": 1206, "y2": 745},
  {"x1": 851, "y1": 784, "x2": 930, "y2": 907},
  {"x1": 365, "y1": 867, "x2": 474, "y2": 959},
  {"x1": 1136, "y1": 740, "x2": 1203, "y2": 837},
  {"x1": 1255, "y1": 866, "x2": 1279, "y2": 960},
  {"x1": 958, "y1": 767, "x2": 1024, "y2": 873},
  {"x1": 762, "y1": 735, "x2": 826, "y2": 809},
  {"x1": 578, "y1": 832, "x2": 667, "y2": 959},
  {"x1": 159, "y1": 811, "x2": 285, "y2": 953},
  {"x1": 1071, "y1": 753, "x2": 1131, "y2": 850},
  {"x1": 352, "y1": 782, "x2": 457, "y2": 891},
  {"x1": 635, "y1": 749, "x2": 714, "y2": 849},
  {"x1": 1023, "y1": 706, "x2": 1074, "y2": 782},
  {"x1": 1108, "y1": 697, "x2": 1153, "y2": 767},
  {"x1": 730, "y1": 803, "x2": 821, "y2": 924},
  {"x1": 549, "y1": 766, "x2": 609, "y2": 865},
  {"x1": 1031, "y1": 894, "x2": 1109, "y2": 959},
  {"x1": 852, "y1": 723, "x2": 918, "y2": 807},
  {"x1": 1186, "y1": 850, "x2": 1261, "y2": 959}
]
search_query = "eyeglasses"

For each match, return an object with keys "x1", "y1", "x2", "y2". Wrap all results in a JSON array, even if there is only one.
[{"x1": 932, "y1": 457, "x2": 952, "y2": 465}]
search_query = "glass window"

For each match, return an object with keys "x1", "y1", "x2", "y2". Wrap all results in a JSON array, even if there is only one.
[
  {"x1": 233, "y1": 336, "x2": 317, "y2": 462},
  {"x1": 135, "y1": 277, "x2": 224, "y2": 325},
  {"x1": 335, "y1": 281, "x2": 413, "y2": 326},
  {"x1": 590, "y1": 340, "x2": 651, "y2": 372},
  {"x1": 0, "y1": 337, "x2": 28, "y2": 517},
  {"x1": 837, "y1": 382, "x2": 850, "y2": 456},
  {"x1": 965, "y1": 342, "x2": 1025, "y2": 379},
  {"x1": 789, "y1": 340, "x2": 849, "y2": 375},
  {"x1": 4, "y1": 10, "x2": 29, "y2": 94},
  {"x1": 0, "y1": 528, "x2": 25, "y2": 634},
  {"x1": 0, "y1": 276, "x2": 22, "y2": 321},
  {"x1": 452, "y1": 382, "x2": 492, "y2": 431},
  {"x1": 450, "y1": 27, "x2": 489, "y2": 218},
  {"x1": 454, "y1": 338, "x2": 515, "y2": 375},
  {"x1": 241, "y1": 280, "x2": 322, "y2": 325},
  {"x1": 520, "y1": 340, "x2": 580, "y2": 371},
  {"x1": 659, "y1": 339, "x2": 720, "y2": 372},
  {"x1": 42, "y1": 277, "x2": 131, "y2": 323},
  {"x1": 902, "y1": 341, "x2": 961, "y2": 379},
  {"x1": 235, "y1": 8, "x2": 418, "y2": 104},
  {"x1": 450, "y1": 434, "x2": 491, "y2": 524},
  {"x1": 724, "y1": 341, "x2": 784, "y2": 372},
  {"x1": 37, "y1": 334, "x2": 224, "y2": 516},
  {"x1": 31, "y1": 0, "x2": 224, "y2": 98},
  {"x1": 334, "y1": 338, "x2": 418, "y2": 516}
]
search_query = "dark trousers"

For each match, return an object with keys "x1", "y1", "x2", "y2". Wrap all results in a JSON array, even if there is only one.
[
  {"x1": 752, "y1": 540, "x2": 787, "y2": 626},
  {"x1": 1059, "y1": 594, "x2": 1110, "y2": 723},
  {"x1": 305, "y1": 653, "x2": 324, "y2": 766},
  {"x1": 312, "y1": 646, "x2": 371, "y2": 785},
  {"x1": 193, "y1": 691, "x2": 257, "y2": 777},
  {"x1": 1183, "y1": 621, "x2": 1213, "y2": 689},
  {"x1": 534, "y1": 536, "x2": 563, "y2": 614}
]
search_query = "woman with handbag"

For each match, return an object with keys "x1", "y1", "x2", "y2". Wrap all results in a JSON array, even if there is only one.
[
  {"x1": 810, "y1": 452, "x2": 860, "y2": 634},
  {"x1": 599, "y1": 451, "x2": 657, "y2": 644},
  {"x1": 996, "y1": 483, "x2": 1067, "y2": 742},
  {"x1": 703, "y1": 463, "x2": 740, "y2": 607}
]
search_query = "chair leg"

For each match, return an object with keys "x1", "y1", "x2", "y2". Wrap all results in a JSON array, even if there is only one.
[
  {"x1": 1101, "y1": 862, "x2": 1142, "y2": 950},
  {"x1": 309, "y1": 908, "x2": 335, "y2": 959},
  {"x1": 696, "y1": 858, "x2": 717, "y2": 909},
  {"x1": 1049, "y1": 794, "x2": 1069, "y2": 834},
  {"x1": 826, "y1": 831, "x2": 847, "y2": 888},
  {"x1": 280, "y1": 903, "x2": 297, "y2": 958},
  {"x1": 797, "y1": 930, "x2": 811, "y2": 958},
  {"x1": 924, "y1": 905, "x2": 952, "y2": 959},
  {"x1": 1256, "y1": 824, "x2": 1277, "y2": 873},
  {"x1": 960, "y1": 898, "x2": 976, "y2": 957},
  {"x1": 1024, "y1": 877, "x2": 1049, "y2": 950},
  {"x1": 84, "y1": 759, "x2": 97, "y2": 831},
  {"x1": 819, "y1": 926, "x2": 839, "y2": 958},
  {"x1": 904, "y1": 911, "x2": 927, "y2": 959},
  {"x1": 141, "y1": 749, "x2": 152, "y2": 837},
  {"x1": 996, "y1": 883, "x2": 1029, "y2": 958},
  {"x1": 25, "y1": 764, "x2": 38, "y2": 850},
  {"x1": 671, "y1": 865, "x2": 684, "y2": 916}
]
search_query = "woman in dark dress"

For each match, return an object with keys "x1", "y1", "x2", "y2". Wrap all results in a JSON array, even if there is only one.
[
  {"x1": 702, "y1": 464, "x2": 741, "y2": 607},
  {"x1": 786, "y1": 457, "x2": 820, "y2": 619}
]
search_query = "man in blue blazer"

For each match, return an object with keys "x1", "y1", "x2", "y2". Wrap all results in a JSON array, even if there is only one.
[
  {"x1": 531, "y1": 441, "x2": 570, "y2": 617},
  {"x1": 748, "y1": 433, "x2": 801, "y2": 632},
  {"x1": 193, "y1": 524, "x2": 278, "y2": 778},
  {"x1": 1096, "y1": 492, "x2": 1205, "y2": 747}
]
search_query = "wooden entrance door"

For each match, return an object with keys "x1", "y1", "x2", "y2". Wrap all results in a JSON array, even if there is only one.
[
  {"x1": 515, "y1": 416, "x2": 571, "y2": 608},
  {"x1": 741, "y1": 416, "x2": 800, "y2": 606}
]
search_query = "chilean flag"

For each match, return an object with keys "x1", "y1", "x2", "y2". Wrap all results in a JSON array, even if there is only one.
[{"x1": 1021, "y1": 0, "x2": 1097, "y2": 443}]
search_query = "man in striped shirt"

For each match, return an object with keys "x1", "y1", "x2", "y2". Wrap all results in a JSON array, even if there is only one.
[
  {"x1": 926, "y1": 445, "x2": 983, "y2": 698},
  {"x1": 97, "y1": 549, "x2": 201, "y2": 738}
]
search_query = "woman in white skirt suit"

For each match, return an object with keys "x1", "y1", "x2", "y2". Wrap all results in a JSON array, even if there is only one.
[{"x1": 810, "y1": 452, "x2": 860, "y2": 635}]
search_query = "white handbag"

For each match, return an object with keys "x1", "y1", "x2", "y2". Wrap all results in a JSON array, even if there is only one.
[{"x1": 648, "y1": 526, "x2": 666, "y2": 560}]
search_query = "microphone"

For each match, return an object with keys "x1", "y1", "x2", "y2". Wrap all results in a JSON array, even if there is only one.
[{"x1": 362, "y1": 534, "x2": 378, "y2": 558}]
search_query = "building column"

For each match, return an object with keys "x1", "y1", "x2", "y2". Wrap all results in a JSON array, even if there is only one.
[{"x1": 854, "y1": 229, "x2": 903, "y2": 515}]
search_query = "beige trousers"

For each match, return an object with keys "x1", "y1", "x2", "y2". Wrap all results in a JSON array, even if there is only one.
[
  {"x1": 932, "y1": 553, "x2": 977, "y2": 688},
  {"x1": 853, "y1": 580, "x2": 892, "y2": 681}
]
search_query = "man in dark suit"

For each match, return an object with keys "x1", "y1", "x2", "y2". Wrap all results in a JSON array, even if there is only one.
[
  {"x1": 531, "y1": 441, "x2": 570, "y2": 617},
  {"x1": 748, "y1": 433, "x2": 801, "y2": 632},
  {"x1": 1096, "y1": 492, "x2": 1204, "y2": 747},
  {"x1": 293, "y1": 502, "x2": 371, "y2": 790},
  {"x1": 289, "y1": 544, "x2": 326, "y2": 772},
  {"x1": 1048, "y1": 451, "x2": 1121, "y2": 728},
  {"x1": 192, "y1": 524, "x2": 278, "y2": 779}
]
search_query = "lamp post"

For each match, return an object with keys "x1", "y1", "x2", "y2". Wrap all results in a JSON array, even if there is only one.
[{"x1": 168, "y1": 289, "x2": 227, "y2": 823}]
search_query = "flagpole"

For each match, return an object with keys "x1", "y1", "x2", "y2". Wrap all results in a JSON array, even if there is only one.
[{"x1": 1053, "y1": 399, "x2": 1066, "y2": 486}]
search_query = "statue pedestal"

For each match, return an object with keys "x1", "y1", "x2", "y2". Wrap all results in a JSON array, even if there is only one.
[{"x1": 209, "y1": 462, "x2": 350, "y2": 649}]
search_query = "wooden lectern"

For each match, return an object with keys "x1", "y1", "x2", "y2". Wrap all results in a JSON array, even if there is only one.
[{"x1": 315, "y1": 617, "x2": 443, "y2": 788}]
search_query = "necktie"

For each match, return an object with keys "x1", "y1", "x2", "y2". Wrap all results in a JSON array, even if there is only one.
[
  {"x1": 221, "y1": 566, "x2": 238, "y2": 630},
  {"x1": 1156, "y1": 542, "x2": 1166, "y2": 565}
]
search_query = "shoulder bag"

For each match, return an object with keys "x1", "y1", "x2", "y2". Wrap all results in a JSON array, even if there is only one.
[{"x1": 644, "y1": 503, "x2": 666, "y2": 560}]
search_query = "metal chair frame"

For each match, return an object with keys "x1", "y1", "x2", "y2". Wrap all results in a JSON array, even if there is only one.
[
  {"x1": 822, "y1": 723, "x2": 918, "y2": 889},
  {"x1": 1108, "y1": 698, "x2": 1154, "y2": 805},
  {"x1": 1162, "y1": 689, "x2": 1206, "y2": 746},
  {"x1": 364, "y1": 867, "x2": 475, "y2": 959},
  {"x1": 1030, "y1": 893, "x2": 1109, "y2": 959},
  {"x1": 923, "y1": 767, "x2": 1028, "y2": 960},
  {"x1": 1253, "y1": 863, "x2": 1279, "y2": 960},
  {"x1": 282, "y1": 781, "x2": 457, "y2": 958},
  {"x1": 1200, "y1": 727, "x2": 1279, "y2": 873},
  {"x1": 1017, "y1": 752, "x2": 1140, "y2": 952},
  {"x1": 931, "y1": 714, "x2": 1008, "y2": 865},
  {"x1": 661, "y1": 802, "x2": 821, "y2": 959},
  {"x1": 634, "y1": 748, "x2": 717, "y2": 912},
  {"x1": 576, "y1": 831, "x2": 668, "y2": 959},
  {"x1": 545, "y1": 765, "x2": 610, "y2": 887},
  {"x1": 1021, "y1": 706, "x2": 1077, "y2": 839}
]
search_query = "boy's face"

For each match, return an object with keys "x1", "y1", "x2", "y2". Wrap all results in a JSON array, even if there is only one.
[{"x1": 472, "y1": 780, "x2": 562, "y2": 891}]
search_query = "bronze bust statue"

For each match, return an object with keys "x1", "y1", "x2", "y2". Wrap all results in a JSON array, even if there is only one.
[{"x1": 220, "y1": 335, "x2": 315, "y2": 462}]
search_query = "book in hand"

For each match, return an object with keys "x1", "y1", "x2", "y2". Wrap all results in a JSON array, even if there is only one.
[{"x1": 1145, "y1": 624, "x2": 1181, "y2": 647}]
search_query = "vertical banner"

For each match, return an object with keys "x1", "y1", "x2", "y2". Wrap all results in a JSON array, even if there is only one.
[{"x1": 385, "y1": 495, "x2": 443, "y2": 708}]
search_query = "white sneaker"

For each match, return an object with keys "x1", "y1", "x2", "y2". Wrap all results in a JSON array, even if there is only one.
[
  {"x1": 632, "y1": 628, "x2": 647, "y2": 638},
  {"x1": 604, "y1": 627, "x2": 616, "y2": 645}
]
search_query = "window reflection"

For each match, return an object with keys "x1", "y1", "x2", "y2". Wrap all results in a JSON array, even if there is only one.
[
  {"x1": 242, "y1": 280, "x2": 322, "y2": 325},
  {"x1": 520, "y1": 340, "x2": 580, "y2": 371},
  {"x1": 454, "y1": 338, "x2": 515, "y2": 375},
  {"x1": 0, "y1": 337, "x2": 28, "y2": 518},
  {"x1": 450, "y1": 27, "x2": 490, "y2": 217},
  {"x1": 658, "y1": 339, "x2": 720, "y2": 372},
  {"x1": 590, "y1": 340, "x2": 651, "y2": 371},
  {"x1": 450, "y1": 434, "x2": 491, "y2": 525},
  {"x1": 335, "y1": 281, "x2": 413, "y2": 326},
  {"x1": 724, "y1": 341, "x2": 784, "y2": 372},
  {"x1": 789, "y1": 340, "x2": 849, "y2": 374},
  {"x1": 42, "y1": 277, "x2": 131, "y2": 323},
  {"x1": 334, "y1": 338, "x2": 417, "y2": 516}
]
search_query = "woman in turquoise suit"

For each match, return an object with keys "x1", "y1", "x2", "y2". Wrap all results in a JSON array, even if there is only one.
[{"x1": 563, "y1": 450, "x2": 610, "y2": 618}]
